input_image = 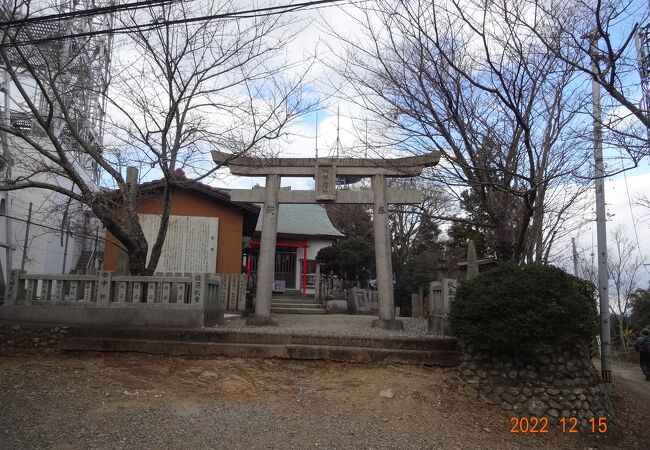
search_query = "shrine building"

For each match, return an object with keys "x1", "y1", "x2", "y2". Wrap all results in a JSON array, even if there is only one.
[
  {"x1": 245, "y1": 203, "x2": 344, "y2": 296},
  {"x1": 103, "y1": 172, "x2": 344, "y2": 291}
]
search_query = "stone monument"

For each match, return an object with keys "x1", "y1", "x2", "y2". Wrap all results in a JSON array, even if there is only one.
[
  {"x1": 466, "y1": 240, "x2": 479, "y2": 280},
  {"x1": 212, "y1": 151, "x2": 439, "y2": 329}
]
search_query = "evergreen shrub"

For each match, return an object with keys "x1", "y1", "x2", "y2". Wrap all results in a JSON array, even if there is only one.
[{"x1": 449, "y1": 264, "x2": 599, "y2": 357}]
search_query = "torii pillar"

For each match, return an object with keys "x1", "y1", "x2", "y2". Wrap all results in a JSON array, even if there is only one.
[{"x1": 213, "y1": 151, "x2": 439, "y2": 329}]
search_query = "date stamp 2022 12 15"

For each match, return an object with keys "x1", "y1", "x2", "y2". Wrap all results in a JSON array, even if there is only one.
[{"x1": 510, "y1": 417, "x2": 608, "y2": 434}]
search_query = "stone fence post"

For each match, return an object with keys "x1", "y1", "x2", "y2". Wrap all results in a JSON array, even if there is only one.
[
  {"x1": 97, "y1": 271, "x2": 113, "y2": 306},
  {"x1": 191, "y1": 273, "x2": 208, "y2": 307},
  {"x1": 428, "y1": 278, "x2": 457, "y2": 335},
  {"x1": 4, "y1": 270, "x2": 26, "y2": 305}
]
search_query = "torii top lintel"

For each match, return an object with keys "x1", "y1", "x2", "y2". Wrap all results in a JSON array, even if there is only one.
[{"x1": 211, "y1": 151, "x2": 440, "y2": 177}]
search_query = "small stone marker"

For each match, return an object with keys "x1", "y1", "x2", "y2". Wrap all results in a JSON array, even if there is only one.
[
  {"x1": 52, "y1": 280, "x2": 63, "y2": 301},
  {"x1": 116, "y1": 282, "x2": 127, "y2": 302},
  {"x1": 411, "y1": 293, "x2": 422, "y2": 318},
  {"x1": 192, "y1": 273, "x2": 203, "y2": 304},
  {"x1": 146, "y1": 282, "x2": 156, "y2": 303},
  {"x1": 219, "y1": 274, "x2": 229, "y2": 307},
  {"x1": 162, "y1": 283, "x2": 171, "y2": 303},
  {"x1": 41, "y1": 280, "x2": 51, "y2": 301},
  {"x1": 176, "y1": 283, "x2": 186, "y2": 303},
  {"x1": 132, "y1": 282, "x2": 142, "y2": 303},
  {"x1": 443, "y1": 279, "x2": 457, "y2": 313},
  {"x1": 25, "y1": 279, "x2": 35, "y2": 303},
  {"x1": 229, "y1": 275, "x2": 238, "y2": 310},
  {"x1": 83, "y1": 281, "x2": 93, "y2": 302},
  {"x1": 237, "y1": 276, "x2": 247, "y2": 311},
  {"x1": 348, "y1": 288, "x2": 370, "y2": 313},
  {"x1": 65, "y1": 281, "x2": 78, "y2": 301},
  {"x1": 466, "y1": 239, "x2": 479, "y2": 280},
  {"x1": 97, "y1": 271, "x2": 112, "y2": 305}
]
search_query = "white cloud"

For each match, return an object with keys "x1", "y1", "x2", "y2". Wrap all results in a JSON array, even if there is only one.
[{"x1": 569, "y1": 167, "x2": 650, "y2": 287}]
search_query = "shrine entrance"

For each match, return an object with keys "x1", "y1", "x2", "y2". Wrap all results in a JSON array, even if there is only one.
[
  {"x1": 247, "y1": 243, "x2": 305, "y2": 291},
  {"x1": 213, "y1": 151, "x2": 439, "y2": 330}
]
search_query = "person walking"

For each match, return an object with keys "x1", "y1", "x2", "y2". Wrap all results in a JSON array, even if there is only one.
[{"x1": 634, "y1": 328, "x2": 650, "y2": 381}]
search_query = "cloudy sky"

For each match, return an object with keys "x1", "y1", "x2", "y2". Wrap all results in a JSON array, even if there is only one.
[
  {"x1": 94, "y1": 0, "x2": 650, "y2": 286},
  {"x1": 201, "y1": 1, "x2": 650, "y2": 287}
]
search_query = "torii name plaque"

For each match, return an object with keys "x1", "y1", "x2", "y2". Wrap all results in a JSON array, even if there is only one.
[{"x1": 213, "y1": 151, "x2": 439, "y2": 329}]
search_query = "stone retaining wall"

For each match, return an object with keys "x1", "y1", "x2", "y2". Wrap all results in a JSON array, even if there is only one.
[
  {"x1": 457, "y1": 341, "x2": 614, "y2": 431},
  {"x1": 0, "y1": 323, "x2": 67, "y2": 355}
]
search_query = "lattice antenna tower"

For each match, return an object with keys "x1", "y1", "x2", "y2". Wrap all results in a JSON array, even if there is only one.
[
  {"x1": 2, "y1": 0, "x2": 115, "y2": 179},
  {"x1": 50, "y1": 0, "x2": 114, "y2": 148}
]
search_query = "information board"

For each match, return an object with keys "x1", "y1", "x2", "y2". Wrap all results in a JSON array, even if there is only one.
[{"x1": 139, "y1": 214, "x2": 218, "y2": 273}]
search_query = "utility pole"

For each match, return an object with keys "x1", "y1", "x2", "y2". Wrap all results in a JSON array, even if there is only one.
[
  {"x1": 589, "y1": 32, "x2": 612, "y2": 391},
  {"x1": 62, "y1": 226, "x2": 70, "y2": 275},
  {"x1": 20, "y1": 203, "x2": 32, "y2": 270},
  {"x1": 2, "y1": 68, "x2": 13, "y2": 283}
]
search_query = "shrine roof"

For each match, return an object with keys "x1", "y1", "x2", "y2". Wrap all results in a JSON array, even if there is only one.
[
  {"x1": 133, "y1": 170, "x2": 259, "y2": 214},
  {"x1": 254, "y1": 204, "x2": 344, "y2": 238}
]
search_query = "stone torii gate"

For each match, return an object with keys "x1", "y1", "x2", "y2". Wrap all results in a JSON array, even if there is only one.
[{"x1": 212, "y1": 151, "x2": 439, "y2": 330}]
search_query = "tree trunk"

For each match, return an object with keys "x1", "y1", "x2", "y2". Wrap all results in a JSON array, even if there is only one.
[
  {"x1": 146, "y1": 183, "x2": 172, "y2": 274},
  {"x1": 618, "y1": 319, "x2": 627, "y2": 351}
]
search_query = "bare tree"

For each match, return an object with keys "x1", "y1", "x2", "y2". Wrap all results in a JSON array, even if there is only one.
[
  {"x1": 388, "y1": 178, "x2": 453, "y2": 273},
  {"x1": 513, "y1": 0, "x2": 650, "y2": 165},
  {"x1": 0, "y1": 1, "x2": 313, "y2": 274},
  {"x1": 323, "y1": 0, "x2": 593, "y2": 263},
  {"x1": 637, "y1": 194, "x2": 650, "y2": 221},
  {"x1": 608, "y1": 225, "x2": 645, "y2": 349},
  {"x1": 577, "y1": 225, "x2": 646, "y2": 349}
]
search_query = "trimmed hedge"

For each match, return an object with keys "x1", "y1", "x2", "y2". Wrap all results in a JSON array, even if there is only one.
[{"x1": 449, "y1": 264, "x2": 599, "y2": 357}]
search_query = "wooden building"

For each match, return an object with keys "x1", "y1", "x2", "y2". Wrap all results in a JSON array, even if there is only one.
[{"x1": 103, "y1": 173, "x2": 259, "y2": 275}]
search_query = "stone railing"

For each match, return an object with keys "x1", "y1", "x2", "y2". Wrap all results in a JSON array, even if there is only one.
[{"x1": 1, "y1": 270, "x2": 224, "y2": 328}]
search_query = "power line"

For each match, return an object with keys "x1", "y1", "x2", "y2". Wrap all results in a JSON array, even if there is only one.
[
  {"x1": 619, "y1": 154, "x2": 650, "y2": 274},
  {"x1": 0, "y1": 211, "x2": 124, "y2": 251},
  {"x1": 0, "y1": 0, "x2": 350, "y2": 48},
  {"x1": 0, "y1": 0, "x2": 177, "y2": 28},
  {"x1": 1, "y1": 0, "x2": 174, "y2": 28},
  {"x1": 614, "y1": 140, "x2": 648, "y2": 272}
]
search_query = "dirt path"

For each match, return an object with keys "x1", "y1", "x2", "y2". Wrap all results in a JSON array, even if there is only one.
[
  {"x1": 610, "y1": 359, "x2": 650, "y2": 404},
  {"x1": 3, "y1": 354, "x2": 640, "y2": 449}
]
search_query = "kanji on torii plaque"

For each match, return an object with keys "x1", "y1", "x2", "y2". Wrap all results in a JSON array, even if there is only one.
[{"x1": 213, "y1": 151, "x2": 440, "y2": 329}]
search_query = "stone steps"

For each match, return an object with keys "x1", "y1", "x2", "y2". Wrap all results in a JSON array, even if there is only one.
[
  {"x1": 270, "y1": 307, "x2": 326, "y2": 314},
  {"x1": 271, "y1": 301, "x2": 322, "y2": 308},
  {"x1": 60, "y1": 326, "x2": 460, "y2": 366},
  {"x1": 271, "y1": 297, "x2": 325, "y2": 314}
]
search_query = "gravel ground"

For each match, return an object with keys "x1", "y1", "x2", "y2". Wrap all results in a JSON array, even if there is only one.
[
  {"x1": 1, "y1": 353, "x2": 635, "y2": 450},
  {"x1": 216, "y1": 314, "x2": 432, "y2": 338}
]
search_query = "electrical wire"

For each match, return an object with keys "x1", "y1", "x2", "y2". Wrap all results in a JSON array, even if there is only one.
[
  {"x1": 0, "y1": 0, "x2": 178, "y2": 28},
  {"x1": 612, "y1": 146, "x2": 648, "y2": 271},
  {"x1": 0, "y1": 0, "x2": 350, "y2": 48},
  {"x1": 0, "y1": 211, "x2": 124, "y2": 250},
  {"x1": 619, "y1": 157, "x2": 650, "y2": 274}
]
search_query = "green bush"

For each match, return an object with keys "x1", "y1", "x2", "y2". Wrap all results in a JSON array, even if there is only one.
[{"x1": 449, "y1": 264, "x2": 599, "y2": 357}]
